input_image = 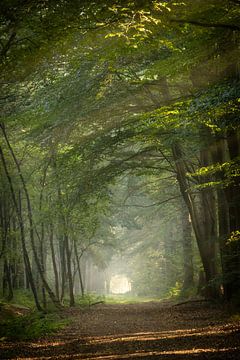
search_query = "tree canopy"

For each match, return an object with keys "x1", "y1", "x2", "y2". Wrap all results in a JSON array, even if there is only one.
[{"x1": 0, "y1": 0, "x2": 240, "y2": 309}]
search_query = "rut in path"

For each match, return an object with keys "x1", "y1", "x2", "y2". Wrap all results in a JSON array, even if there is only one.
[{"x1": 0, "y1": 301, "x2": 240, "y2": 359}]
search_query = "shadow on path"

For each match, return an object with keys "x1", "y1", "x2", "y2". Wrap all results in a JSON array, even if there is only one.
[{"x1": 0, "y1": 302, "x2": 240, "y2": 359}]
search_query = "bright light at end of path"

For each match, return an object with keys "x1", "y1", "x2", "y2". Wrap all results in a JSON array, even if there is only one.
[{"x1": 110, "y1": 275, "x2": 131, "y2": 294}]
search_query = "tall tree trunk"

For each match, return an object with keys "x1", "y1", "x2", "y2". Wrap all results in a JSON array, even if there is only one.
[
  {"x1": 59, "y1": 235, "x2": 66, "y2": 302},
  {"x1": 0, "y1": 146, "x2": 42, "y2": 310},
  {"x1": 52, "y1": 154, "x2": 75, "y2": 306},
  {"x1": 74, "y1": 240, "x2": 84, "y2": 296},
  {"x1": 181, "y1": 200, "x2": 194, "y2": 291},
  {"x1": 65, "y1": 233, "x2": 75, "y2": 306},
  {"x1": 39, "y1": 166, "x2": 49, "y2": 309},
  {"x1": 224, "y1": 130, "x2": 240, "y2": 300},
  {"x1": 39, "y1": 232, "x2": 47, "y2": 309},
  {"x1": 199, "y1": 147, "x2": 218, "y2": 293},
  {"x1": 1, "y1": 124, "x2": 62, "y2": 309},
  {"x1": 4, "y1": 259, "x2": 13, "y2": 301},
  {"x1": 0, "y1": 190, "x2": 7, "y2": 259},
  {"x1": 49, "y1": 223, "x2": 60, "y2": 300},
  {"x1": 213, "y1": 131, "x2": 240, "y2": 301},
  {"x1": 212, "y1": 137, "x2": 231, "y2": 299},
  {"x1": 172, "y1": 142, "x2": 219, "y2": 298}
]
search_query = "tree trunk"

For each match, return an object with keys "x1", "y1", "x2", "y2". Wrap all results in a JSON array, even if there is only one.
[
  {"x1": 4, "y1": 259, "x2": 13, "y2": 301},
  {"x1": 213, "y1": 131, "x2": 240, "y2": 301},
  {"x1": 49, "y1": 223, "x2": 60, "y2": 300},
  {"x1": 224, "y1": 130, "x2": 240, "y2": 300},
  {"x1": 172, "y1": 142, "x2": 219, "y2": 298},
  {"x1": 39, "y1": 169, "x2": 48, "y2": 309},
  {"x1": 39, "y1": 234, "x2": 47, "y2": 309},
  {"x1": 1, "y1": 124, "x2": 62, "y2": 309},
  {"x1": 181, "y1": 200, "x2": 194, "y2": 291},
  {"x1": 0, "y1": 146, "x2": 42, "y2": 310},
  {"x1": 59, "y1": 235, "x2": 66, "y2": 302},
  {"x1": 65, "y1": 233, "x2": 75, "y2": 306},
  {"x1": 74, "y1": 240, "x2": 84, "y2": 296}
]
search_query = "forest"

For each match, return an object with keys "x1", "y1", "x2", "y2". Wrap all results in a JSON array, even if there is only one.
[{"x1": 0, "y1": 1, "x2": 240, "y2": 358}]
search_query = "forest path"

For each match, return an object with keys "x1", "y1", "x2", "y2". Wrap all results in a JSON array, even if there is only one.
[{"x1": 1, "y1": 300, "x2": 240, "y2": 359}]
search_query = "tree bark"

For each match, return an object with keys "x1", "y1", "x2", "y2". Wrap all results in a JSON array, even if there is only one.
[
  {"x1": 4, "y1": 259, "x2": 13, "y2": 301},
  {"x1": 59, "y1": 236, "x2": 66, "y2": 302},
  {"x1": 1, "y1": 124, "x2": 62, "y2": 309},
  {"x1": 172, "y1": 142, "x2": 219, "y2": 298},
  {"x1": 49, "y1": 223, "x2": 60, "y2": 300},
  {"x1": 0, "y1": 145, "x2": 42, "y2": 310},
  {"x1": 65, "y1": 233, "x2": 75, "y2": 306},
  {"x1": 181, "y1": 200, "x2": 194, "y2": 291},
  {"x1": 224, "y1": 130, "x2": 240, "y2": 300},
  {"x1": 74, "y1": 240, "x2": 85, "y2": 296}
]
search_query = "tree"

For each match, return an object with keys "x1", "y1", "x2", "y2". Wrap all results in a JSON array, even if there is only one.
[{"x1": 0, "y1": 0, "x2": 239, "y2": 306}]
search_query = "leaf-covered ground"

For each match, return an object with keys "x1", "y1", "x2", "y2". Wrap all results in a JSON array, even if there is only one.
[{"x1": 0, "y1": 300, "x2": 240, "y2": 359}]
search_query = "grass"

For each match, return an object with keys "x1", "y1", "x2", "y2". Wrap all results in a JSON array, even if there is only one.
[
  {"x1": 75, "y1": 293, "x2": 105, "y2": 307},
  {"x1": 75, "y1": 293, "x2": 162, "y2": 306},
  {"x1": 0, "y1": 311, "x2": 68, "y2": 341},
  {"x1": 0, "y1": 290, "x2": 68, "y2": 341},
  {"x1": 104, "y1": 294, "x2": 162, "y2": 304},
  {"x1": 7, "y1": 289, "x2": 36, "y2": 309}
]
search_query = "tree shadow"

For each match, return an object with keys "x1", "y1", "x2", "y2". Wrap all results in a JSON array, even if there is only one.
[{"x1": 0, "y1": 323, "x2": 239, "y2": 359}]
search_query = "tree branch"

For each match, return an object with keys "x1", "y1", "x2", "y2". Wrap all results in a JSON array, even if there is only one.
[
  {"x1": 0, "y1": 31, "x2": 17, "y2": 59},
  {"x1": 122, "y1": 195, "x2": 181, "y2": 208},
  {"x1": 171, "y1": 19, "x2": 240, "y2": 31}
]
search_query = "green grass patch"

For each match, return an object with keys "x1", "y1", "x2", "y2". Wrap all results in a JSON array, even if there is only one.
[
  {"x1": 0, "y1": 312, "x2": 67, "y2": 341},
  {"x1": 4, "y1": 289, "x2": 36, "y2": 310},
  {"x1": 75, "y1": 293, "x2": 161, "y2": 306},
  {"x1": 104, "y1": 294, "x2": 161, "y2": 304},
  {"x1": 76, "y1": 293, "x2": 105, "y2": 308}
]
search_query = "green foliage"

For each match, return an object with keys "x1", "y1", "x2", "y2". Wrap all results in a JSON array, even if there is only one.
[
  {"x1": 227, "y1": 231, "x2": 240, "y2": 245},
  {"x1": 167, "y1": 282, "x2": 182, "y2": 298},
  {"x1": 76, "y1": 294, "x2": 162, "y2": 306},
  {"x1": 179, "y1": 286, "x2": 197, "y2": 300},
  {"x1": 76, "y1": 293, "x2": 105, "y2": 308},
  {"x1": 104, "y1": 294, "x2": 161, "y2": 304},
  {"x1": 0, "y1": 312, "x2": 67, "y2": 341},
  {"x1": 7, "y1": 289, "x2": 36, "y2": 309},
  {"x1": 1, "y1": 0, "x2": 240, "y2": 307}
]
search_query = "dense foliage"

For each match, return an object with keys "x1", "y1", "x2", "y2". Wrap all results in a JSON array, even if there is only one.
[{"x1": 0, "y1": 0, "x2": 240, "y2": 310}]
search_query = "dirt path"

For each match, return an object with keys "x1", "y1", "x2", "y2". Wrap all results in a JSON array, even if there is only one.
[{"x1": 1, "y1": 300, "x2": 240, "y2": 359}]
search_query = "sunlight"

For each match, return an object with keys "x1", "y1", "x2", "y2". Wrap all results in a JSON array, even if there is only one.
[
  {"x1": 31, "y1": 341, "x2": 64, "y2": 348},
  {"x1": 22, "y1": 347, "x2": 238, "y2": 360},
  {"x1": 110, "y1": 275, "x2": 131, "y2": 294},
  {"x1": 87, "y1": 325, "x2": 239, "y2": 345},
  {"x1": 1, "y1": 323, "x2": 239, "y2": 359},
  {"x1": 83, "y1": 347, "x2": 239, "y2": 359}
]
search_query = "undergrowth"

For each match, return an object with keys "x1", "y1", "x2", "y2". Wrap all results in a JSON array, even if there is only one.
[
  {"x1": 76, "y1": 293, "x2": 105, "y2": 307},
  {"x1": 0, "y1": 312, "x2": 67, "y2": 341},
  {"x1": 7, "y1": 289, "x2": 36, "y2": 309},
  {"x1": 104, "y1": 294, "x2": 161, "y2": 304},
  {"x1": 76, "y1": 293, "x2": 162, "y2": 306}
]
